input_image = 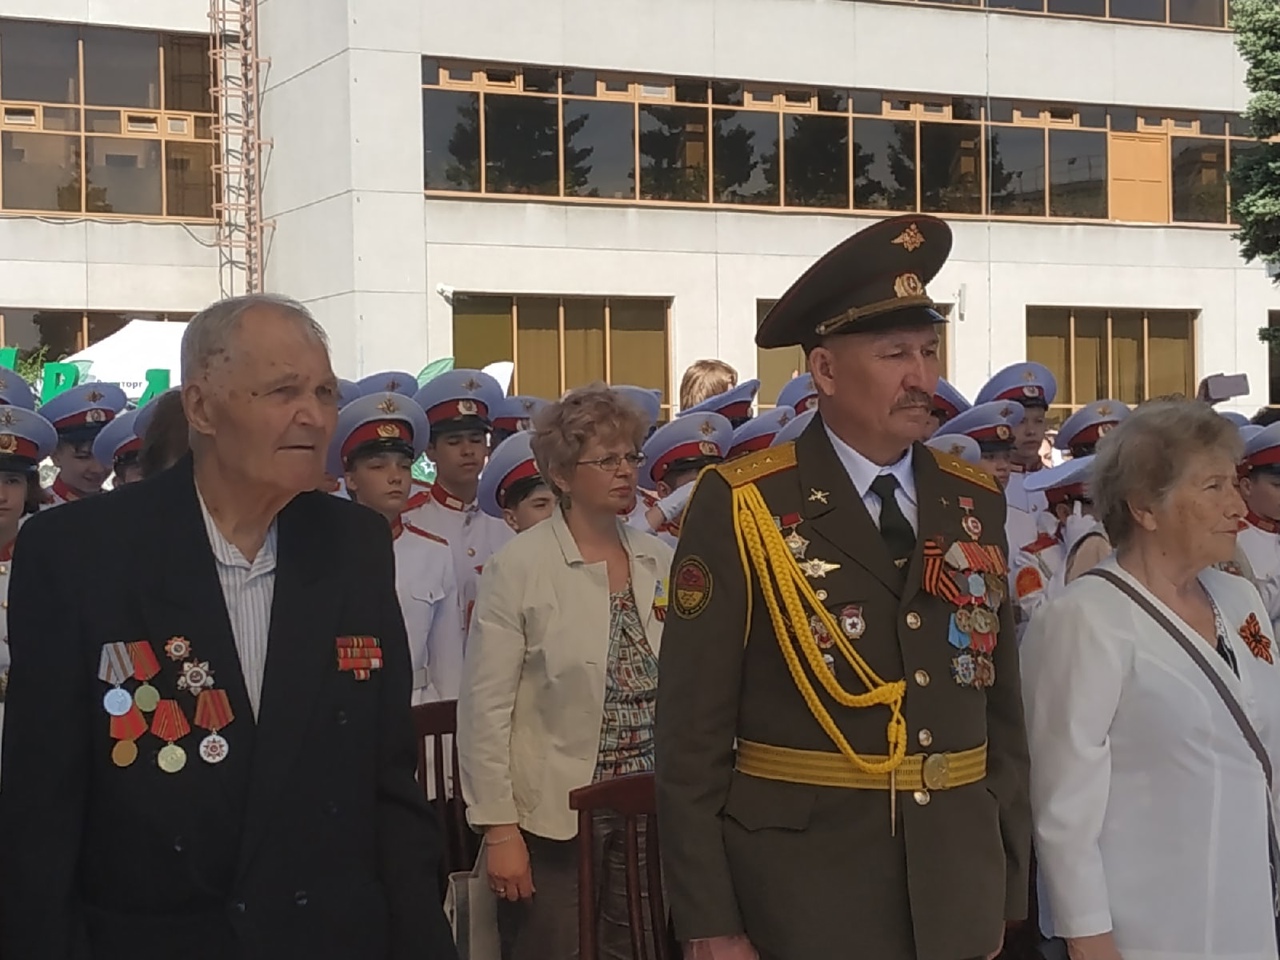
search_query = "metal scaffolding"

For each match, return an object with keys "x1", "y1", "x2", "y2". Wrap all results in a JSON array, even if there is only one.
[{"x1": 209, "y1": 0, "x2": 270, "y2": 296}]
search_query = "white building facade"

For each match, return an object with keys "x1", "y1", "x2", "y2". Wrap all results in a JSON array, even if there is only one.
[{"x1": 0, "y1": 0, "x2": 1276, "y2": 422}]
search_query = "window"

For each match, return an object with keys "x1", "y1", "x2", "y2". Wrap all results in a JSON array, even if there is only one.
[
  {"x1": 425, "y1": 61, "x2": 1271, "y2": 229},
  {"x1": 1268, "y1": 311, "x2": 1280, "y2": 407},
  {"x1": 754, "y1": 299, "x2": 950, "y2": 410},
  {"x1": 0, "y1": 20, "x2": 216, "y2": 218},
  {"x1": 450, "y1": 295, "x2": 672, "y2": 417},
  {"x1": 0, "y1": 309, "x2": 191, "y2": 365},
  {"x1": 1025, "y1": 306, "x2": 1196, "y2": 424},
  {"x1": 821, "y1": 0, "x2": 1227, "y2": 26}
]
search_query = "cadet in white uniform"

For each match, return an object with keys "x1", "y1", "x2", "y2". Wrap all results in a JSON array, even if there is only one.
[
  {"x1": 924, "y1": 432, "x2": 982, "y2": 465},
  {"x1": 91, "y1": 408, "x2": 144, "y2": 488},
  {"x1": 678, "y1": 377, "x2": 760, "y2": 428},
  {"x1": 726, "y1": 405, "x2": 795, "y2": 460},
  {"x1": 404, "y1": 369, "x2": 514, "y2": 634},
  {"x1": 634, "y1": 411, "x2": 733, "y2": 548},
  {"x1": 976, "y1": 362, "x2": 1057, "y2": 555},
  {"x1": 0, "y1": 406, "x2": 58, "y2": 781},
  {"x1": 1053, "y1": 399, "x2": 1131, "y2": 460},
  {"x1": 478, "y1": 430, "x2": 555, "y2": 534},
  {"x1": 776, "y1": 372, "x2": 818, "y2": 415},
  {"x1": 928, "y1": 378, "x2": 971, "y2": 435},
  {"x1": 1237, "y1": 422, "x2": 1280, "y2": 634},
  {"x1": 331, "y1": 391, "x2": 464, "y2": 703},
  {"x1": 930, "y1": 400, "x2": 1023, "y2": 495},
  {"x1": 39, "y1": 383, "x2": 127, "y2": 507},
  {"x1": 613, "y1": 385, "x2": 664, "y2": 527},
  {"x1": 490, "y1": 395, "x2": 548, "y2": 449}
]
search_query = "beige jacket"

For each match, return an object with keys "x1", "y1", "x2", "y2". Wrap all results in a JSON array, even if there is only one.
[{"x1": 458, "y1": 507, "x2": 674, "y2": 841}]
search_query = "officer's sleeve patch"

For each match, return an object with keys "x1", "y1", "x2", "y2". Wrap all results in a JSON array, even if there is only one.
[
  {"x1": 1014, "y1": 565, "x2": 1044, "y2": 599},
  {"x1": 673, "y1": 557, "x2": 712, "y2": 619}
]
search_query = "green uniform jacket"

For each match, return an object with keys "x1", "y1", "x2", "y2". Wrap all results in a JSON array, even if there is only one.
[{"x1": 655, "y1": 415, "x2": 1031, "y2": 960}]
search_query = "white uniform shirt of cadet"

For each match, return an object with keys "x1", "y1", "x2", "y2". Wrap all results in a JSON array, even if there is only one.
[
  {"x1": 394, "y1": 522, "x2": 464, "y2": 703},
  {"x1": 404, "y1": 485, "x2": 514, "y2": 635},
  {"x1": 823, "y1": 423, "x2": 919, "y2": 534},
  {"x1": 1022, "y1": 558, "x2": 1280, "y2": 960},
  {"x1": 199, "y1": 489, "x2": 276, "y2": 719},
  {"x1": 1004, "y1": 472, "x2": 1046, "y2": 555},
  {"x1": 1238, "y1": 521, "x2": 1280, "y2": 633}
]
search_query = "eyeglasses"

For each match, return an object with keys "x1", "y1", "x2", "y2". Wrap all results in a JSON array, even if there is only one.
[{"x1": 577, "y1": 453, "x2": 647, "y2": 473}]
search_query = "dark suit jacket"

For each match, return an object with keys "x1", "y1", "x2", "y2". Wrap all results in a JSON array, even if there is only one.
[
  {"x1": 0, "y1": 456, "x2": 457, "y2": 960},
  {"x1": 656, "y1": 416, "x2": 1031, "y2": 960}
]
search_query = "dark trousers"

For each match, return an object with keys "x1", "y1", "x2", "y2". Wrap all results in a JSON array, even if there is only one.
[{"x1": 496, "y1": 812, "x2": 658, "y2": 960}]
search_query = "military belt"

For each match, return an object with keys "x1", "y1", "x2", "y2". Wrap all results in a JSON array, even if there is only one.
[{"x1": 735, "y1": 740, "x2": 987, "y2": 791}]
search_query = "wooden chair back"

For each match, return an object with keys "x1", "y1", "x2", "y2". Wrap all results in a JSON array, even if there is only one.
[
  {"x1": 568, "y1": 772, "x2": 672, "y2": 960},
  {"x1": 411, "y1": 699, "x2": 472, "y2": 877}
]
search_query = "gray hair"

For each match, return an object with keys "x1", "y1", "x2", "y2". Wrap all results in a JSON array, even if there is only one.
[
  {"x1": 1092, "y1": 398, "x2": 1242, "y2": 550},
  {"x1": 180, "y1": 293, "x2": 328, "y2": 381}
]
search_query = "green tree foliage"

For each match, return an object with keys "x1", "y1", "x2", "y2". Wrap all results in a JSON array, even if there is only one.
[{"x1": 1231, "y1": 0, "x2": 1280, "y2": 291}]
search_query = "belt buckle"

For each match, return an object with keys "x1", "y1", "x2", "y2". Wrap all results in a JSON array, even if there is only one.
[{"x1": 921, "y1": 753, "x2": 951, "y2": 791}]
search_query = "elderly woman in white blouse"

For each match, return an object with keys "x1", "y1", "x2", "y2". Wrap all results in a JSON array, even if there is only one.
[{"x1": 1022, "y1": 399, "x2": 1280, "y2": 960}]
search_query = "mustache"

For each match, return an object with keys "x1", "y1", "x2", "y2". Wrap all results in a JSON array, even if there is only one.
[{"x1": 893, "y1": 390, "x2": 934, "y2": 411}]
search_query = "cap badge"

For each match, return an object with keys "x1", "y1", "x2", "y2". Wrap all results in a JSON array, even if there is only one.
[
  {"x1": 1022, "y1": 385, "x2": 1040, "y2": 398},
  {"x1": 457, "y1": 399, "x2": 479, "y2": 416},
  {"x1": 376, "y1": 397, "x2": 398, "y2": 414},
  {"x1": 521, "y1": 399, "x2": 535, "y2": 412},
  {"x1": 948, "y1": 442, "x2": 964, "y2": 456},
  {"x1": 0, "y1": 410, "x2": 15, "y2": 427},
  {"x1": 386, "y1": 378, "x2": 401, "y2": 391},
  {"x1": 1097, "y1": 423, "x2": 1113, "y2": 437},
  {"x1": 86, "y1": 409, "x2": 106, "y2": 424},
  {"x1": 376, "y1": 423, "x2": 400, "y2": 439},
  {"x1": 462, "y1": 377, "x2": 480, "y2": 392},
  {"x1": 699, "y1": 441, "x2": 719, "y2": 457},
  {"x1": 893, "y1": 273, "x2": 925, "y2": 299},
  {"x1": 0, "y1": 435, "x2": 16, "y2": 454},
  {"x1": 0, "y1": 376, "x2": 8, "y2": 389},
  {"x1": 1096, "y1": 403, "x2": 1112, "y2": 417},
  {"x1": 516, "y1": 418, "x2": 531, "y2": 431},
  {"x1": 698, "y1": 419, "x2": 716, "y2": 437},
  {"x1": 996, "y1": 424, "x2": 1012, "y2": 440},
  {"x1": 1022, "y1": 369, "x2": 1037, "y2": 382},
  {"x1": 778, "y1": 411, "x2": 792, "y2": 426},
  {"x1": 999, "y1": 404, "x2": 1014, "y2": 418},
  {"x1": 85, "y1": 389, "x2": 104, "y2": 402},
  {"x1": 892, "y1": 223, "x2": 926, "y2": 252}
]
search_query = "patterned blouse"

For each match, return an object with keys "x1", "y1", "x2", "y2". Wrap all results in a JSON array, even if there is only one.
[{"x1": 593, "y1": 586, "x2": 660, "y2": 782}]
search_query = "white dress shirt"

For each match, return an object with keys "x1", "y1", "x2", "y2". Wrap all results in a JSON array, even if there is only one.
[
  {"x1": 1023, "y1": 557, "x2": 1280, "y2": 959},
  {"x1": 1239, "y1": 521, "x2": 1280, "y2": 633},
  {"x1": 822, "y1": 424, "x2": 918, "y2": 533},
  {"x1": 198, "y1": 490, "x2": 276, "y2": 719}
]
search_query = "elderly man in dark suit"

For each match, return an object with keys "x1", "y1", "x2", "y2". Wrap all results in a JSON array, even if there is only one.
[{"x1": 0, "y1": 294, "x2": 457, "y2": 960}]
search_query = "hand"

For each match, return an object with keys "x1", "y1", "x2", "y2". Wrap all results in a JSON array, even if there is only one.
[
  {"x1": 684, "y1": 935, "x2": 760, "y2": 960},
  {"x1": 485, "y1": 827, "x2": 535, "y2": 902},
  {"x1": 1067, "y1": 932, "x2": 1124, "y2": 960},
  {"x1": 1037, "y1": 509, "x2": 1060, "y2": 538},
  {"x1": 1062, "y1": 503, "x2": 1101, "y2": 554},
  {"x1": 657, "y1": 482, "x2": 696, "y2": 523}
]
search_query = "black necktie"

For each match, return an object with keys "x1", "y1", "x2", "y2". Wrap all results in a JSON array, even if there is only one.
[{"x1": 869, "y1": 474, "x2": 916, "y2": 571}]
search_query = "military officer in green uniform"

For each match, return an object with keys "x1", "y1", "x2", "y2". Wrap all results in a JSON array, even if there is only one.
[{"x1": 655, "y1": 214, "x2": 1031, "y2": 960}]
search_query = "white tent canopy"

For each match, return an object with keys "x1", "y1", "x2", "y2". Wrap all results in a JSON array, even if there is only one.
[{"x1": 62, "y1": 319, "x2": 186, "y2": 400}]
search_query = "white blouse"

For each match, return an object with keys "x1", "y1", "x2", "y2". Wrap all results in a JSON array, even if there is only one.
[{"x1": 1022, "y1": 556, "x2": 1280, "y2": 960}]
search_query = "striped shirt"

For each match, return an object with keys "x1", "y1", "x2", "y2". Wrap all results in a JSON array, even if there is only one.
[{"x1": 198, "y1": 490, "x2": 277, "y2": 719}]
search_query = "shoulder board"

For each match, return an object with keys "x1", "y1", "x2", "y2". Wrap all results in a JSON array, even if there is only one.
[
  {"x1": 638, "y1": 488, "x2": 659, "y2": 507},
  {"x1": 404, "y1": 522, "x2": 449, "y2": 546},
  {"x1": 1020, "y1": 532, "x2": 1060, "y2": 555},
  {"x1": 403, "y1": 488, "x2": 432, "y2": 512},
  {"x1": 929, "y1": 448, "x2": 999, "y2": 494},
  {"x1": 713, "y1": 443, "x2": 797, "y2": 488}
]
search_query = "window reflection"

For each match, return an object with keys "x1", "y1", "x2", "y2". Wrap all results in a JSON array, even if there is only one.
[
  {"x1": 854, "y1": 119, "x2": 915, "y2": 211},
  {"x1": 1, "y1": 132, "x2": 79, "y2": 211},
  {"x1": 988, "y1": 127, "x2": 1045, "y2": 216},
  {"x1": 165, "y1": 36, "x2": 212, "y2": 113},
  {"x1": 166, "y1": 142, "x2": 215, "y2": 218},
  {"x1": 563, "y1": 100, "x2": 635, "y2": 199},
  {"x1": 610, "y1": 300, "x2": 669, "y2": 407},
  {"x1": 422, "y1": 89, "x2": 480, "y2": 191},
  {"x1": 1048, "y1": 0, "x2": 1105, "y2": 14},
  {"x1": 0, "y1": 20, "x2": 78, "y2": 104},
  {"x1": 1110, "y1": 0, "x2": 1166, "y2": 19},
  {"x1": 1049, "y1": 130, "x2": 1107, "y2": 218},
  {"x1": 784, "y1": 114, "x2": 849, "y2": 209},
  {"x1": 83, "y1": 27, "x2": 160, "y2": 108},
  {"x1": 563, "y1": 298, "x2": 606, "y2": 388},
  {"x1": 1171, "y1": 137, "x2": 1227, "y2": 222},
  {"x1": 712, "y1": 109, "x2": 778, "y2": 205},
  {"x1": 485, "y1": 94, "x2": 559, "y2": 195},
  {"x1": 639, "y1": 105, "x2": 708, "y2": 202},
  {"x1": 2, "y1": 309, "x2": 81, "y2": 361},
  {"x1": 86, "y1": 137, "x2": 162, "y2": 215},
  {"x1": 920, "y1": 123, "x2": 981, "y2": 214}
]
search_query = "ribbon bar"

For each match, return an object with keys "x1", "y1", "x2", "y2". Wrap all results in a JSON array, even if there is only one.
[
  {"x1": 194, "y1": 689, "x2": 234, "y2": 732},
  {"x1": 97, "y1": 643, "x2": 134, "y2": 687},
  {"x1": 338, "y1": 657, "x2": 383, "y2": 671},
  {"x1": 128, "y1": 641, "x2": 161, "y2": 681},
  {"x1": 151, "y1": 699, "x2": 191, "y2": 743},
  {"x1": 110, "y1": 704, "x2": 148, "y2": 741},
  {"x1": 335, "y1": 636, "x2": 380, "y2": 650}
]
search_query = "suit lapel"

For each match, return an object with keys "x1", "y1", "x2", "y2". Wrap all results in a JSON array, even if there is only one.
[
  {"x1": 237, "y1": 492, "x2": 341, "y2": 874},
  {"x1": 795, "y1": 416, "x2": 902, "y2": 597}
]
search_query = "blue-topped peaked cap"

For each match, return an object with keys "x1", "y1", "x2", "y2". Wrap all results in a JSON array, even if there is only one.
[
  {"x1": 133, "y1": 387, "x2": 179, "y2": 440},
  {"x1": 0, "y1": 369, "x2": 36, "y2": 411},
  {"x1": 771, "y1": 408, "x2": 816, "y2": 447},
  {"x1": 357, "y1": 371, "x2": 419, "y2": 398},
  {"x1": 39, "y1": 382, "x2": 128, "y2": 443},
  {"x1": 478, "y1": 430, "x2": 542, "y2": 519},
  {"x1": 934, "y1": 400, "x2": 1024, "y2": 452},
  {"x1": 975, "y1": 361, "x2": 1058, "y2": 409},
  {"x1": 1220, "y1": 410, "x2": 1250, "y2": 427},
  {"x1": 412, "y1": 368, "x2": 504, "y2": 436},
  {"x1": 1055, "y1": 400, "x2": 1131, "y2": 453},
  {"x1": 728, "y1": 406, "x2": 797, "y2": 459},
  {"x1": 1244, "y1": 422, "x2": 1280, "y2": 473},
  {"x1": 756, "y1": 214, "x2": 951, "y2": 349},
  {"x1": 776, "y1": 373, "x2": 818, "y2": 414},
  {"x1": 612, "y1": 385, "x2": 663, "y2": 429},
  {"x1": 1240, "y1": 424, "x2": 1265, "y2": 444},
  {"x1": 336, "y1": 379, "x2": 363, "y2": 409},
  {"x1": 329, "y1": 391, "x2": 430, "y2": 477},
  {"x1": 925, "y1": 433, "x2": 981, "y2": 466},
  {"x1": 91, "y1": 408, "x2": 143, "y2": 468},
  {"x1": 641, "y1": 412, "x2": 733, "y2": 488},
  {"x1": 932, "y1": 378, "x2": 971, "y2": 424},
  {"x1": 679, "y1": 379, "x2": 761, "y2": 426},
  {"x1": 1024, "y1": 454, "x2": 1095, "y2": 509},
  {"x1": 492, "y1": 395, "x2": 549, "y2": 436},
  {"x1": 0, "y1": 406, "x2": 57, "y2": 470}
]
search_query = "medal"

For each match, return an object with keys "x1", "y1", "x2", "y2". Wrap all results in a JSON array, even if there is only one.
[
  {"x1": 163, "y1": 636, "x2": 190, "y2": 661},
  {"x1": 961, "y1": 515, "x2": 983, "y2": 540},
  {"x1": 954, "y1": 607, "x2": 975, "y2": 634},
  {"x1": 784, "y1": 530, "x2": 809, "y2": 560},
  {"x1": 970, "y1": 606, "x2": 998, "y2": 635},
  {"x1": 111, "y1": 740, "x2": 138, "y2": 768},
  {"x1": 193, "y1": 689, "x2": 234, "y2": 764},
  {"x1": 840, "y1": 605, "x2": 865, "y2": 640},
  {"x1": 150, "y1": 699, "x2": 191, "y2": 775},
  {"x1": 809, "y1": 614, "x2": 834, "y2": 649},
  {"x1": 178, "y1": 660, "x2": 215, "y2": 696},
  {"x1": 127, "y1": 641, "x2": 162, "y2": 713},
  {"x1": 97, "y1": 642, "x2": 135, "y2": 716},
  {"x1": 966, "y1": 573, "x2": 986, "y2": 598}
]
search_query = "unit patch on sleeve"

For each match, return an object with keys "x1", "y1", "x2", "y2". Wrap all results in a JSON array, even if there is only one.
[{"x1": 673, "y1": 556, "x2": 713, "y2": 620}]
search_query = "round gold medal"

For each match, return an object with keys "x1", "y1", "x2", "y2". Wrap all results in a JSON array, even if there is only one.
[
  {"x1": 111, "y1": 739, "x2": 138, "y2": 768},
  {"x1": 157, "y1": 743, "x2": 187, "y2": 774},
  {"x1": 971, "y1": 607, "x2": 997, "y2": 635},
  {"x1": 133, "y1": 682, "x2": 161, "y2": 713},
  {"x1": 954, "y1": 607, "x2": 974, "y2": 634}
]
